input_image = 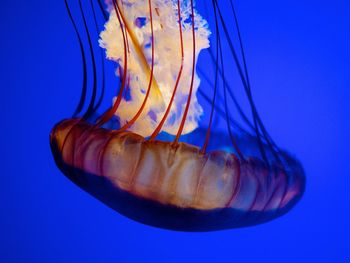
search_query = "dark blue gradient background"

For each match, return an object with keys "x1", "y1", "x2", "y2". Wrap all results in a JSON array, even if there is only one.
[{"x1": 1, "y1": 1, "x2": 349, "y2": 262}]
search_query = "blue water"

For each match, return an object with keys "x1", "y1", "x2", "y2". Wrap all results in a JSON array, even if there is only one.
[{"x1": 1, "y1": 0, "x2": 350, "y2": 262}]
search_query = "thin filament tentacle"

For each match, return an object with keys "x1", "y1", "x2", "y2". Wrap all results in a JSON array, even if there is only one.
[
  {"x1": 213, "y1": 0, "x2": 244, "y2": 159},
  {"x1": 229, "y1": 0, "x2": 281, "y2": 162},
  {"x1": 174, "y1": 0, "x2": 196, "y2": 145},
  {"x1": 118, "y1": 0, "x2": 156, "y2": 132},
  {"x1": 213, "y1": 0, "x2": 268, "y2": 163},
  {"x1": 97, "y1": 0, "x2": 108, "y2": 21},
  {"x1": 89, "y1": 0, "x2": 106, "y2": 114},
  {"x1": 149, "y1": 0, "x2": 185, "y2": 141},
  {"x1": 64, "y1": 0, "x2": 88, "y2": 118},
  {"x1": 96, "y1": 0, "x2": 129, "y2": 126},
  {"x1": 200, "y1": 4, "x2": 219, "y2": 154},
  {"x1": 78, "y1": 0, "x2": 98, "y2": 120},
  {"x1": 112, "y1": 0, "x2": 163, "y2": 101}
]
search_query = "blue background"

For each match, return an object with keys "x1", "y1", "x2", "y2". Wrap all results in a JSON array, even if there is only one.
[{"x1": 1, "y1": 0, "x2": 350, "y2": 262}]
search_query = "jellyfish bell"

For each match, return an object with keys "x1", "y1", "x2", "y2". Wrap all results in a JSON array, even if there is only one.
[{"x1": 50, "y1": 0, "x2": 305, "y2": 231}]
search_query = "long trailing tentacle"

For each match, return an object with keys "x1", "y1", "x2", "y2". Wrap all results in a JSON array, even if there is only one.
[
  {"x1": 213, "y1": 0, "x2": 268, "y2": 164},
  {"x1": 228, "y1": 0, "x2": 281, "y2": 162},
  {"x1": 97, "y1": 0, "x2": 108, "y2": 21},
  {"x1": 149, "y1": 0, "x2": 185, "y2": 141},
  {"x1": 77, "y1": 0, "x2": 98, "y2": 120},
  {"x1": 174, "y1": 0, "x2": 197, "y2": 144},
  {"x1": 64, "y1": 0, "x2": 88, "y2": 118},
  {"x1": 197, "y1": 87, "x2": 248, "y2": 136},
  {"x1": 200, "y1": 2, "x2": 219, "y2": 154},
  {"x1": 198, "y1": 53, "x2": 256, "y2": 137},
  {"x1": 118, "y1": 0, "x2": 156, "y2": 132},
  {"x1": 96, "y1": 0, "x2": 129, "y2": 126},
  {"x1": 89, "y1": 0, "x2": 106, "y2": 114},
  {"x1": 202, "y1": 0, "x2": 274, "y2": 149},
  {"x1": 212, "y1": 0, "x2": 243, "y2": 159}
]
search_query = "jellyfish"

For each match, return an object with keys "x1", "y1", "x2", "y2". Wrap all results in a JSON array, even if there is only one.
[{"x1": 50, "y1": 0, "x2": 305, "y2": 231}]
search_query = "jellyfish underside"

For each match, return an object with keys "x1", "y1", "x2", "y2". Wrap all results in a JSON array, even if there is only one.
[{"x1": 50, "y1": 0, "x2": 305, "y2": 231}]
